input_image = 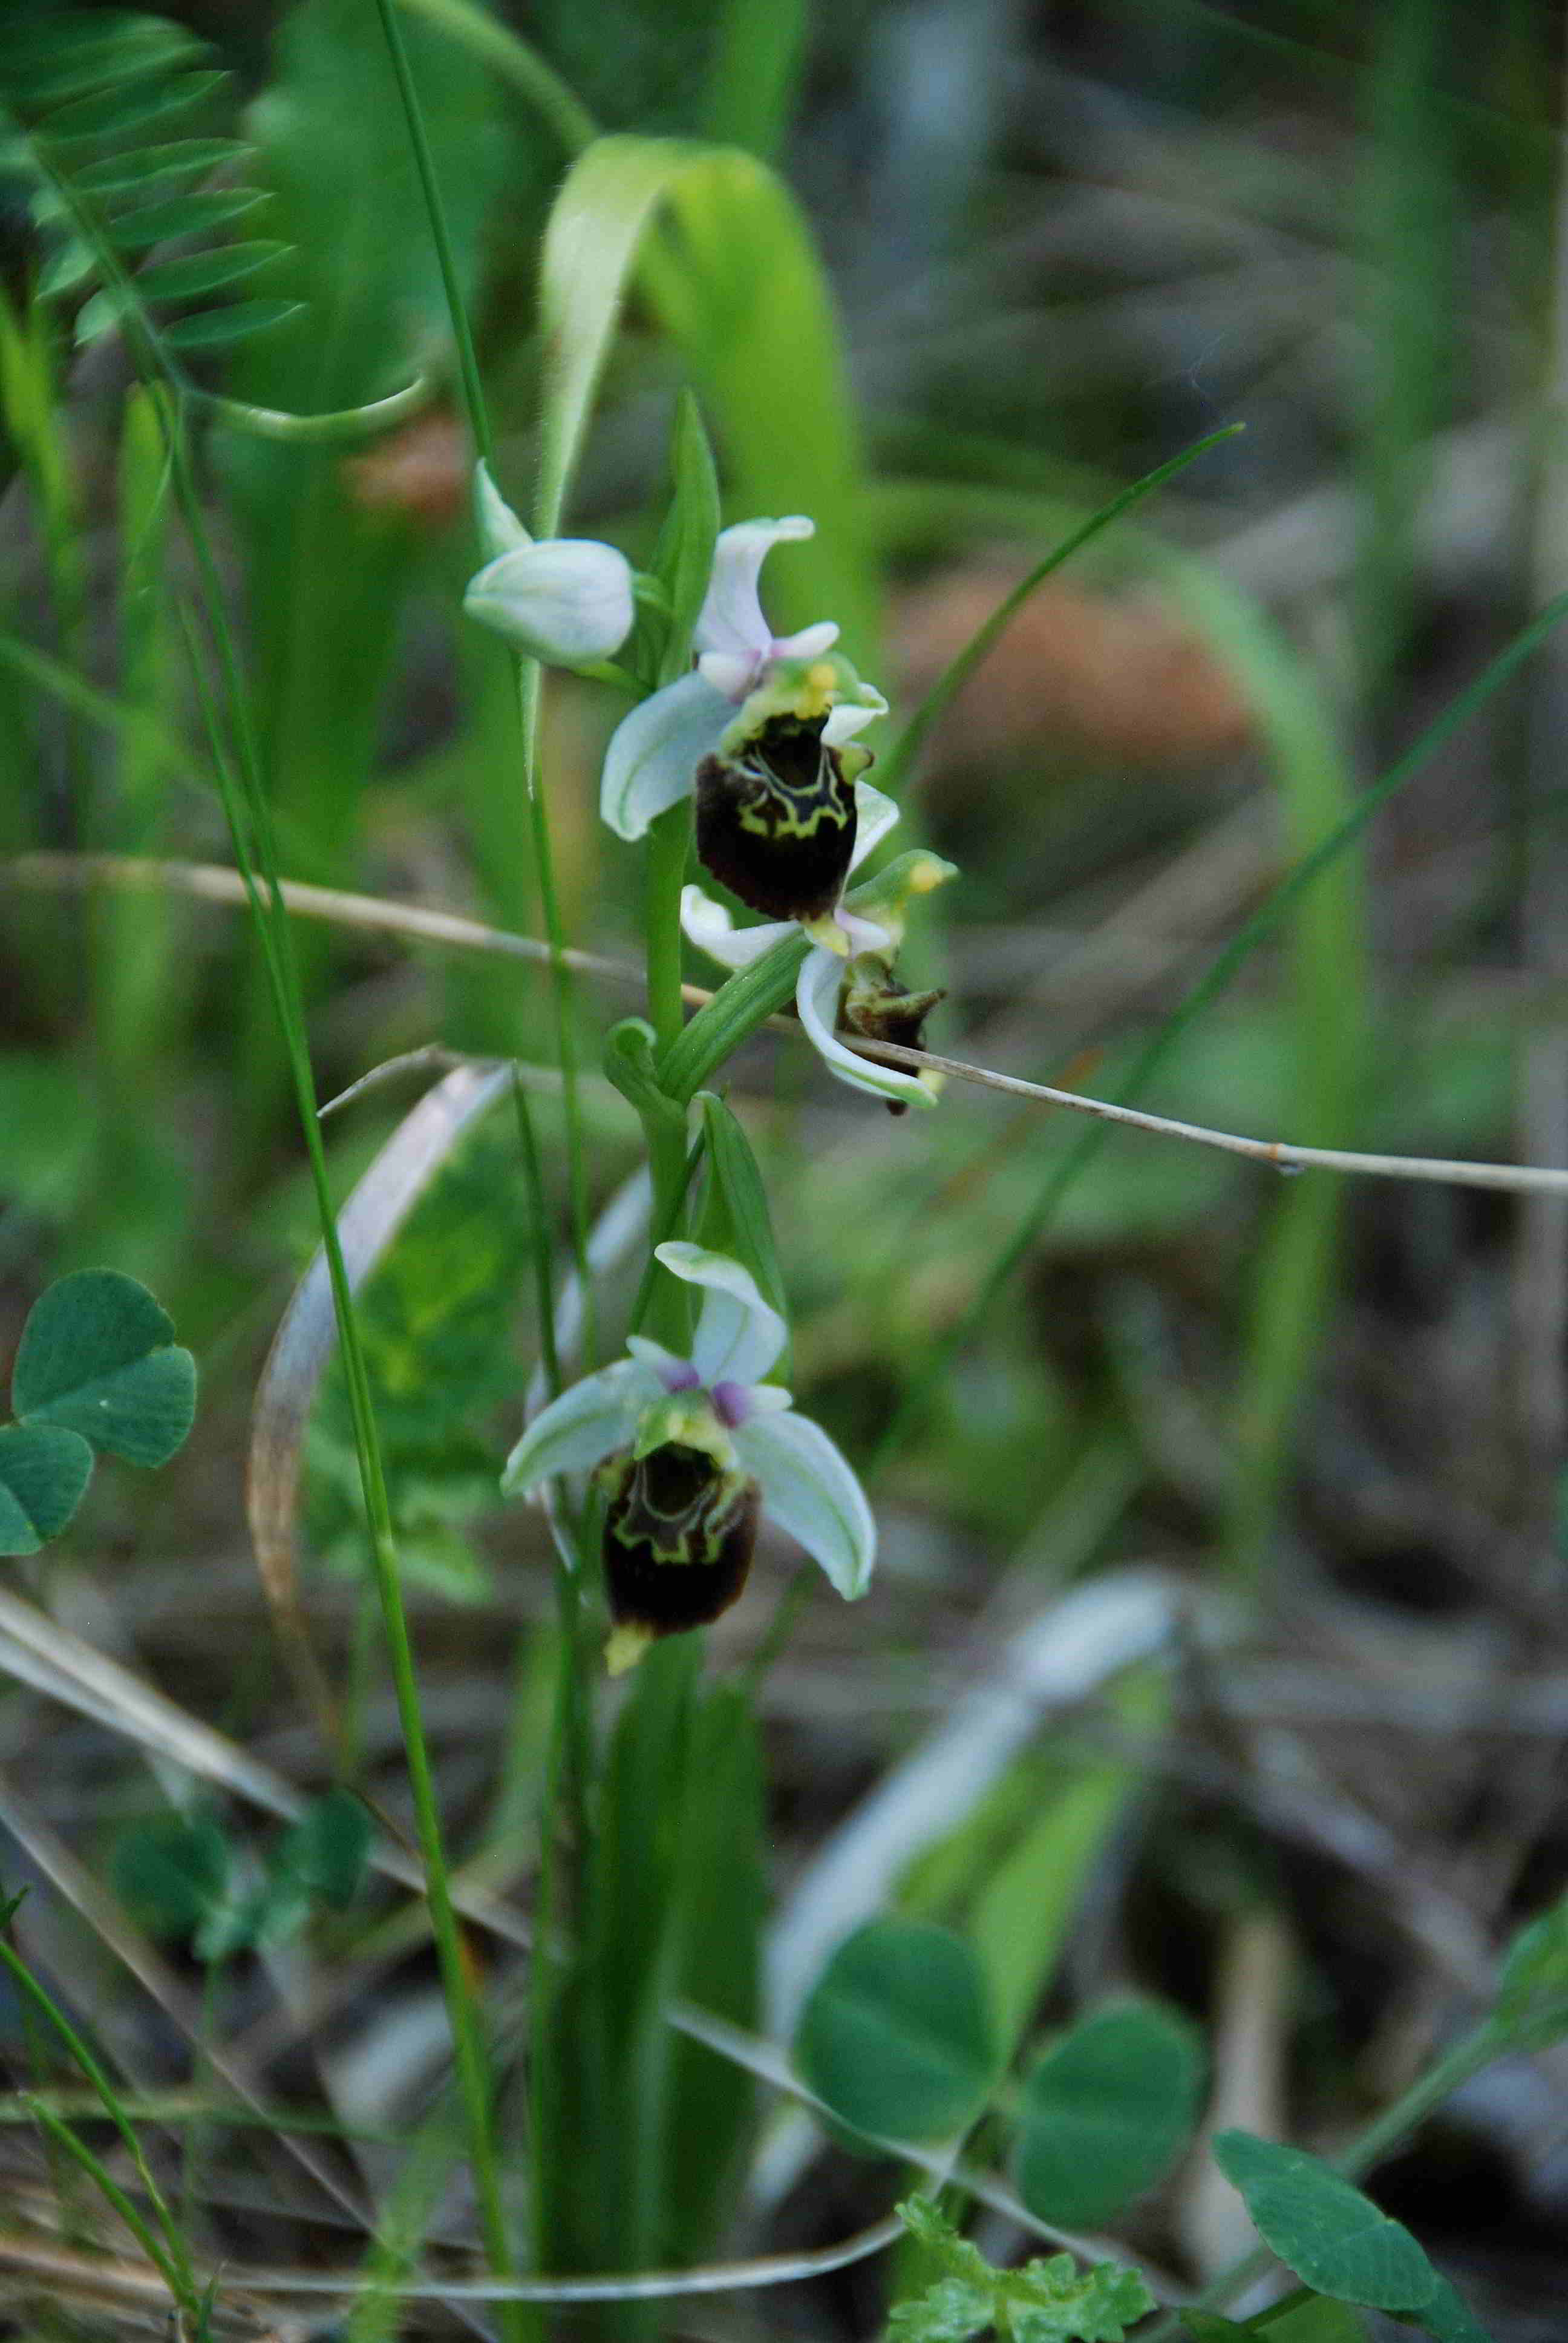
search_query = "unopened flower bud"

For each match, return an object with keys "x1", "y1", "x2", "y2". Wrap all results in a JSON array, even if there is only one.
[{"x1": 464, "y1": 537, "x2": 636, "y2": 664}]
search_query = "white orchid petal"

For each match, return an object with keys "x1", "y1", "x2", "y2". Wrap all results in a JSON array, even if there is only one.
[
  {"x1": 695, "y1": 516, "x2": 815, "y2": 662},
  {"x1": 734, "y1": 1381, "x2": 793, "y2": 1415},
  {"x1": 848, "y1": 781, "x2": 899, "y2": 874},
  {"x1": 680, "y1": 885, "x2": 794, "y2": 970},
  {"x1": 600, "y1": 672, "x2": 730, "y2": 841},
  {"x1": 625, "y1": 1333, "x2": 700, "y2": 1391},
  {"x1": 475, "y1": 462, "x2": 531, "y2": 557},
  {"x1": 655, "y1": 1241, "x2": 787, "y2": 1388},
  {"x1": 822, "y1": 696, "x2": 884, "y2": 749},
  {"x1": 837, "y1": 907, "x2": 893, "y2": 956},
  {"x1": 796, "y1": 946, "x2": 938, "y2": 1109},
  {"x1": 501, "y1": 1358, "x2": 653, "y2": 1494},
  {"x1": 734, "y1": 1407, "x2": 875, "y2": 1599},
  {"x1": 773, "y1": 619, "x2": 840, "y2": 661},
  {"x1": 696, "y1": 648, "x2": 760, "y2": 703}
]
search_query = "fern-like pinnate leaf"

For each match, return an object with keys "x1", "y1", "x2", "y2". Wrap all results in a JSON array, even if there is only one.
[
  {"x1": 0, "y1": 7, "x2": 299, "y2": 360},
  {"x1": 891, "y1": 2200, "x2": 1156, "y2": 2343}
]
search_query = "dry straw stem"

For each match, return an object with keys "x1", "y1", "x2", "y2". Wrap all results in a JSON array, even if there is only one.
[{"x1": 13, "y1": 852, "x2": 1561, "y2": 1198}]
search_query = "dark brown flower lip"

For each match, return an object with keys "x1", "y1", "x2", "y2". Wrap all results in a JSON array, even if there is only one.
[
  {"x1": 599, "y1": 1443, "x2": 760, "y2": 1637},
  {"x1": 694, "y1": 712, "x2": 860, "y2": 923}
]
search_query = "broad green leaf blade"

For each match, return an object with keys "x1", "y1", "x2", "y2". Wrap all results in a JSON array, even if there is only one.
[
  {"x1": 1212, "y1": 2132, "x2": 1437, "y2": 2313},
  {"x1": 535, "y1": 135, "x2": 708, "y2": 534},
  {"x1": 160, "y1": 298, "x2": 304, "y2": 350},
  {"x1": 1410, "y1": 2275, "x2": 1494, "y2": 2343},
  {"x1": 106, "y1": 184, "x2": 268, "y2": 246},
  {"x1": 656, "y1": 148, "x2": 878, "y2": 665},
  {"x1": 0, "y1": 1423, "x2": 94, "y2": 1556},
  {"x1": 536, "y1": 131, "x2": 875, "y2": 675},
  {"x1": 1014, "y1": 1996, "x2": 1207, "y2": 2227},
  {"x1": 1178, "y1": 2319, "x2": 1253, "y2": 2341},
  {"x1": 662, "y1": 1682, "x2": 765, "y2": 2261},
  {"x1": 136, "y1": 238, "x2": 287, "y2": 300},
  {"x1": 794, "y1": 1918, "x2": 997, "y2": 2144},
  {"x1": 13, "y1": 1268, "x2": 196, "y2": 1466}
]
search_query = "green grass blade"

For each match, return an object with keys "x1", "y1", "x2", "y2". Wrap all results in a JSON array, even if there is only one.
[{"x1": 874, "y1": 587, "x2": 1568, "y2": 1473}]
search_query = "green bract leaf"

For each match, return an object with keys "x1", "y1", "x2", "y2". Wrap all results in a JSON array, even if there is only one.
[
  {"x1": 12, "y1": 1268, "x2": 196, "y2": 1466},
  {"x1": 1212, "y1": 2132, "x2": 1437, "y2": 2313},
  {"x1": 891, "y1": 2198, "x2": 1155, "y2": 2343},
  {"x1": 0, "y1": 1423, "x2": 94, "y2": 1555},
  {"x1": 696, "y1": 1093, "x2": 788, "y2": 1329},
  {"x1": 1014, "y1": 1996, "x2": 1207, "y2": 2226},
  {"x1": 794, "y1": 1918, "x2": 997, "y2": 2145},
  {"x1": 1493, "y1": 1892, "x2": 1568, "y2": 2051},
  {"x1": 647, "y1": 390, "x2": 720, "y2": 686}
]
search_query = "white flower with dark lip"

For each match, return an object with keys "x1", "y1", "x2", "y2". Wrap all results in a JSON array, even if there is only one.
[
  {"x1": 462, "y1": 462, "x2": 636, "y2": 666},
  {"x1": 501, "y1": 1242, "x2": 875, "y2": 1671},
  {"x1": 681, "y1": 782, "x2": 953, "y2": 1112},
  {"x1": 599, "y1": 515, "x2": 887, "y2": 844}
]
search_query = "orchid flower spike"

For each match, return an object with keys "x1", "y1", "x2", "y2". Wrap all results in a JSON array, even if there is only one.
[
  {"x1": 682, "y1": 781, "x2": 955, "y2": 1112},
  {"x1": 601, "y1": 516, "x2": 887, "y2": 924},
  {"x1": 501, "y1": 1244, "x2": 875, "y2": 1674},
  {"x1": 462, "y1": 463, "x2": 635, "y2": 666}
]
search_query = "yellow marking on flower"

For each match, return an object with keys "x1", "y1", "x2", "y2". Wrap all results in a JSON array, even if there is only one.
[
  {"x1": 910, "y1": 855, "x2": 947, "y2": 894},
  {"x1": 604, "y1": 1622, "x2": 655, "y2": 1677},
  {"x1": 803, "y1": 912, "x2": 852, "y2": 956}
]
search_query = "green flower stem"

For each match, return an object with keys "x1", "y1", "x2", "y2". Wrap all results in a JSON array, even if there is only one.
[
  {"x1": 163, "y1": 422, "x2": 520, "y2": 2318},
  {"x1": 369, "y1": 0, "x2": 592, "y2": 1377},
  {"x1": 639, "y1": 807, "x2": 697, "y2": 1345},
  {"x1": 644, "y1": 807, "x2": 690, "y2": 1058},
  {"x1": 515, "y1": 657, "x2": 598, "y2": 1366}
]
